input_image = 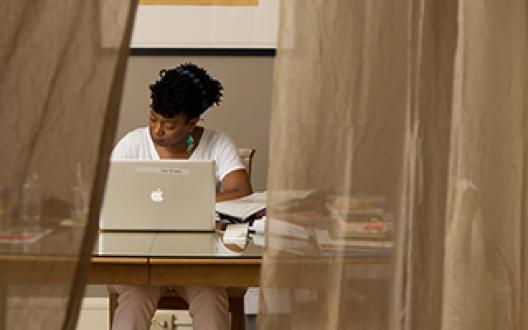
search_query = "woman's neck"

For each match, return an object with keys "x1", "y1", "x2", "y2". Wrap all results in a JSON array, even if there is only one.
[{"x1": 156, "y1": 127, "x2": 203, "y2": 159}]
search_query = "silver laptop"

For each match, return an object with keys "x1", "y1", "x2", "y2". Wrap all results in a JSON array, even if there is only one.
[{"x1": 99, "y1": 160, "x2": 216, "y2": 231}]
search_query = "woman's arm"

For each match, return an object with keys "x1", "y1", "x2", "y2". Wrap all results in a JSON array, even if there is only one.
[{"x1": 216, "y1": 169, "x2": 252, "y2": 202}]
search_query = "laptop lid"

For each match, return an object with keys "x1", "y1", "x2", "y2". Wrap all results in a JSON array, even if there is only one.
[{"x1": 100, "y1": 159, "x2": 216, "y2": 231}]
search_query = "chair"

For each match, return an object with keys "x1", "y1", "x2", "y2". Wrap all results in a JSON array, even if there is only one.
[
  {"x1": 238, "y1": 147, "x2": 256, "y2": 178},
  {"x1": 108, "y1": 148, "x2": 256, "y2": 330}
]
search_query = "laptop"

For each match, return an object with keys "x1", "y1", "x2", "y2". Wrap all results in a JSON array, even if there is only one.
[{"x1": 99, "y1": 159, "x2": 216, "y2": 232}]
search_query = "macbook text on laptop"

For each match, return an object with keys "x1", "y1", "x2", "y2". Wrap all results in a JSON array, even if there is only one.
[{"x1": 99, "y1": 159, "x2": 216, "y2": 231}]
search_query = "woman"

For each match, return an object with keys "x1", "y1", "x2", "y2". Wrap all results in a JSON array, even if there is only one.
[{"x1": 110, "y1": 63, "x2": 252, "y2": 330}]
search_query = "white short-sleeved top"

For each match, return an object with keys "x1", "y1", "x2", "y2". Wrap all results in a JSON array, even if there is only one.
[{"x1": 111, "y1": 127, "x2": 246, "y2": 184}]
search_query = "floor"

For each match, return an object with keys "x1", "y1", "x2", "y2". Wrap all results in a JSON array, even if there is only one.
[{"x1": 245, "y1": 315, "x2": 257, "y2": 330}]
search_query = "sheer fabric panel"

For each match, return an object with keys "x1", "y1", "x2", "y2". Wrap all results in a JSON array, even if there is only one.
[
  {"x1": 0, "y1": 1, "x2": 135, "y2": 329},
  {"x1": 260, "y1": 1, "x2": 409, "y2": 329},
  {"x1": 259, "y1": 1, "x2": 528, "y2": 329}
]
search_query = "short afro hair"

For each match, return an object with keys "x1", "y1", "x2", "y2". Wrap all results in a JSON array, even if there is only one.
[{"x1": 149, "y1": 63, "x2": 223, "y2": 120}]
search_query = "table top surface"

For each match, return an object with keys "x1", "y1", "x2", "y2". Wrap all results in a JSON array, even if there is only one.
[
  {"x1": 0, "y1": 218, "x2": 264, "y2": 262},
  {"x1": 93, "y1": 231, "x2": 264, "y2": 259},
  {"x1": 0, "y1": 218, "x2": 390, "y2": 264}
]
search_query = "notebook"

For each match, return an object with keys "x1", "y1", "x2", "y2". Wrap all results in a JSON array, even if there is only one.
[
  {"x1": 215, "y1": 192, "x2": 266, "y2": 222},
  {"x1": 99, "y1": 159, "x2": 216, "y2": 231}
]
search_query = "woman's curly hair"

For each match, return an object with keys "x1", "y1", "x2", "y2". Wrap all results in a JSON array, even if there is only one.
[{"x1": 149, "y1": 63, "x2": 223, "y2": 120}]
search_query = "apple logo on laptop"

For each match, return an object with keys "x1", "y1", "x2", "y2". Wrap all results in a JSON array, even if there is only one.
[{"x1": 150, "y1": 188, "x2": 163, "y2": 202}]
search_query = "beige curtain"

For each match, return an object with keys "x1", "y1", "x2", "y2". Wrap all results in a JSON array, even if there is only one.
[
  {"x1": 259, "y1": 1, "x2": 528, "y2": 329},
  {"x1": 0, "y1": 1, "x2": 135, "y2": 329}
]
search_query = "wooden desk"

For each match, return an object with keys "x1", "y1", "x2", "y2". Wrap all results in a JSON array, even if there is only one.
[
  {"x1": 88, "y1": 257, "x2": 261, "y2": 287},
  {"x1": 88, "y1": 232, "x2": 263, "y2": 287},
  {"x1": 88, "y1": 232, "x2": 262, "y2": 330},
  {"x1": 149, "y1": 258, "x2": 261, "y2": 287},
  {"x1": 89, "y1": 257, "x2": 150, "y2": 285}
]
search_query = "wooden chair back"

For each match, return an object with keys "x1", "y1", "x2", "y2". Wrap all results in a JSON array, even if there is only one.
[{"x1": 238, "y1": 148, "x2": 256, "y2": 176}]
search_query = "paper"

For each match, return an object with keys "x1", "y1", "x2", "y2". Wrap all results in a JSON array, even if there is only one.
[
  {"x1": 251, "y1": 218, "x2": 266, "y2": 235},
  {"x1": 223, "y1": 223, "x2": 249, "y2": 248},
  {"x1": 314, "y1": 230, "x2": 394, "y2": 249},
  {"x1": 251, "y1": 234, "x2": 265, "y2": 247},
  {"x1": 268, "y1": 218, "x2": 310, "y2": 240},
  {"x1": 215, "y1": 192, "x2": 266, "y2": 221},
  {"x1": 269, "y1": 189, "x2": 316, "y2": 210},
  {"x1": 0, "y1": 229, "x2": 52, "y2": 244}
]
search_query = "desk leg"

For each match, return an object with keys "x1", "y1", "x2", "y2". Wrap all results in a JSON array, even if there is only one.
[
  {"x1": 230, "y1": 296, "x2": 245, "y2": 330},
  {"x1": 0, "y1": 285, "x2": 5, "y2": 330}
]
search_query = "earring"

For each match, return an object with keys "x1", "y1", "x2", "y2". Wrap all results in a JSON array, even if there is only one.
[{"x1": 186, "y1": 134, "x2": 194, "y2": 152}]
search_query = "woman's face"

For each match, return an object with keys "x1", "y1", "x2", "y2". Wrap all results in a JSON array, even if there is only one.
[{"x1": 148, "y1": 109, "x2": 196, "y2": 148}]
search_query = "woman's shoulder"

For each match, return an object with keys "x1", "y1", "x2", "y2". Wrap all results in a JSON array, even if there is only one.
[
  {"x1": 114, "y1": 127, "x2": 150, "y2": 153},
  {"x1": 126, "y1": 126, "x2": 149, "y2": 138},
  {"x1": 202, "y1": 128, "x2": 232, "y2": 143},
  {"x1": 199, "y1": 128, "x2": 244, "y2": 179},
  {"x1": 120, "y1": 127, "x2": 149, "y2": 144},
  {"x1": 201, "y1": 128, "x2": 236, "y2": 150}
]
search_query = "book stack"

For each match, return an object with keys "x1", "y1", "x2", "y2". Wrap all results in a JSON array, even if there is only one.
[
  {"x1": 327, "y1": 194, "x2": 392, "y2": 240},
  {"x1": 314, "y1": 194, "x2": 394, "y2": 256}
]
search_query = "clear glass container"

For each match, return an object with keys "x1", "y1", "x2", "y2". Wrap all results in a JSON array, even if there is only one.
[
  {"x1": 20, "y1": 173, "x2": 42, "y2": 229},
  {"x1": 0, "y1": 185, "x2": 8, "y2": 229}
]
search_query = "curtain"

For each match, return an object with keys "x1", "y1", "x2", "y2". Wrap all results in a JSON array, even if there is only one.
[
  {"x1": 259, "y1": 1, "x2": 528, "y2": 329},
  {"x1": 0, "y1": 1, "x2": 135, "y2": 329}
]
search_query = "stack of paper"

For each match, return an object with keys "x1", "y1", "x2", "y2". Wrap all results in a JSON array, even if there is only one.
[{"x1": 315, "y1": 230, "x2": 394, "y2": 249}]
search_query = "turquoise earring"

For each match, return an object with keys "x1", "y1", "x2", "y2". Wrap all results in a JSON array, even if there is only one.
[{"x1": 186, "y1": 134, "x2": 194, "y2": 152}]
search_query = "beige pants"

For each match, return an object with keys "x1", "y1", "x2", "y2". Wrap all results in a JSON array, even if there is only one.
[{"x1": 111, "y1": 285, "x2": 230, "y2": 330}]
